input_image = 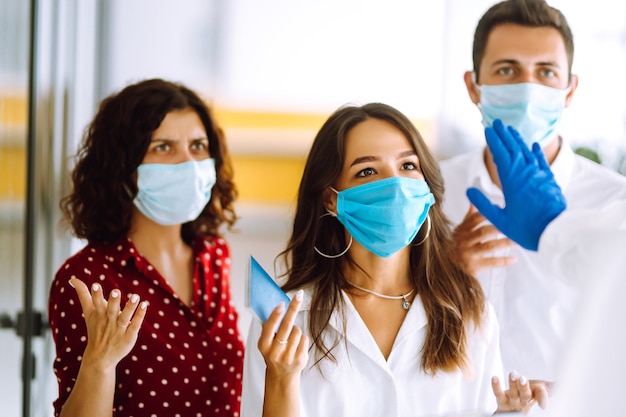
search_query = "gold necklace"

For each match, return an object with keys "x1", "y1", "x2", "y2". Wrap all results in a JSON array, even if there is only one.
[{"x1": 347, "y1": 282, "x2": 415, "y2": 310}]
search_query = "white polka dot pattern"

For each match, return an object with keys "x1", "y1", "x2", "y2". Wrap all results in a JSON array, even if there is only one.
[{"x1": 48, "y1": 236, "x2": 244, "y2": 416}]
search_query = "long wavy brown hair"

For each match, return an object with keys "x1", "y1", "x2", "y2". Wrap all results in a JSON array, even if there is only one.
[
  {"x1": 279, "y1": 103, "x2": 486, "y2": 374},
  {"x1": 60, "y1": 78, "x2": 237, "y2": 244}
]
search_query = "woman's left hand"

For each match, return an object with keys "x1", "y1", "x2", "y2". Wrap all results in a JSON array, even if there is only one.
[{"x1": 492, "y1": 372, "x2": 551, "y2": 414}]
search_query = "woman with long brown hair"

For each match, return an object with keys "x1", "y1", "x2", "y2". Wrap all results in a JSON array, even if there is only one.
[{"x1": 242, "y1": 103, "x2": 547, "y2": 416}]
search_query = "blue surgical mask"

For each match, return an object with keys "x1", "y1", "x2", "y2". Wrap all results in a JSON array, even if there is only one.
[
  {"x1": 477, "y1": 82, "x2": 570, "y2": 148},
  {"x1": 134, "y1": 158, "x2": 216, "y2": 225},
  {"x1": 330, "y1": 177, "x2": 435, "y2": 258}
]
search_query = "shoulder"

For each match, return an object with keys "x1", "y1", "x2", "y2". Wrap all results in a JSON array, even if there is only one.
[
  {"x1": 572, "y1": 154, "x2": 626, "y2": 185},
  {"x1": 54, "y1": 241, "x2": 112, "y2": 279},
  {"x1": 195, "y1": 234, "x2": 231, "y2": 257}
]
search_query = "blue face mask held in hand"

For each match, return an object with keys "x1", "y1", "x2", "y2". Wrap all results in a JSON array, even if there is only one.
[
  {"x1": 247, "y1": 255, "x2": 290, "y2": 323},
  {"x1": 466, "y1": 119, "x2": 567, "y2": 251},
  {"x1": 134, "y1": 158, "x2": 216, "y2": 225},
  {"x1": 477, "y1": 82, "x2": 570, "y2": 148},
  {"x1": 330, "y1": 176, "x2": 435, "y2": 257}
]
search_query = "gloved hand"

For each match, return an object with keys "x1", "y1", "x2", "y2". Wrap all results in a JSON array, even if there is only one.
[{"x1": 466, "y1": 119, "x2": 567, "y2": 251}]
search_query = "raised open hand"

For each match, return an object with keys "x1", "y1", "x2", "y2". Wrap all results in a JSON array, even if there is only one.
[{"x1": 69, "y1": 278, "x2": 148, "y2": 369}]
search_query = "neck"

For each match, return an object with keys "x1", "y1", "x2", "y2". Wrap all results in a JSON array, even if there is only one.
[
  {"x1": 128, "y1": 209, "x2": 189, "y2": 257},
  {"x1": 484, "y1": 135, "x2": 561, "y2": 188},
  {"x1": 345, "y1": 243, "x2": 412, "y2": 294}
]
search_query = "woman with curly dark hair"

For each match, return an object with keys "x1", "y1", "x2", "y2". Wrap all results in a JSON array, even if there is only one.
[
  {"x1": 48, "y1": 78, "x2": 243, "y2": 417},
  {"x1": 241, "y1": 103, "x2": 549, "y2": 417}
]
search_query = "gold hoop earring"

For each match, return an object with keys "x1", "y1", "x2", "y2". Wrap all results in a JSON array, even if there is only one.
[
  {"x1": 314, "y1": 213, "x2": 352, "y2": 258},
  {"x1": 413, "y1": 214, "x2": 431, "y2": 246}
]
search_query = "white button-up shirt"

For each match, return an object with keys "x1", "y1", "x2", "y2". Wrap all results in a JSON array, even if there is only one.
[
  {"x1": 440, "y1": 141, "x2": 626, "y2": 381},
  {"x1": 242, "y1": 289, "x2": 502, "y2": 417}
]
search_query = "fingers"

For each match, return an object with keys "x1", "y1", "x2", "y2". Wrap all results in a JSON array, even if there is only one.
[
  {"x1": 258, "y1": 289, "x2": 308, "y2": 369},
  {"x1": 118, "y1": 293, "x2": 149, "y2": 333},
  {"x1": 453, "y1": 214, "x2": 516, "y2": 275},
  {"x1": 274, "y1": 290, "x2": 304, "y2": 344},
  {"x1": 491, "y1": 375, "x2": 507, "y2": 405},
  {"x1": 515, "y1": 374, "x2": 534, "y2": 404},
  {"x1": 529, "y1": 379, "x2": 552, "y2": 409},
  {"x1": 494, "y1": 372, "x2": 538, "y2": 415},
  {"x1": 485, "y1": 120, "x2": 513, "y2": 165},
  {"x1": 532, "y1": 142, "x2": 551, "y2": 172},
  {"x1": 455, "y1": 219, "x2": 503, "y2": 248},
  {"x1": 69, "y1": 278, "x2": 95, "y2": 317},
  {"x1": 466, "y1": 188, "x2": 499, "y2": 224},
  {"x1": 507, "y1": 125, "x2": 535, "y2": 165},
  {"x1": 69, "y1": 279, "x2": 147, "y2": 333},
  {"x1": 91, "y1": 282, "x2": 108, "y2": 314},
  {"x1": 259, "y1": 302, "x2": 287, "y2": 352}
]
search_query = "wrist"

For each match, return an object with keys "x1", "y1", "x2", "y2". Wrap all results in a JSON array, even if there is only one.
[{"x1": 80, "y1": 348, "x2": 120, "y2": 375}]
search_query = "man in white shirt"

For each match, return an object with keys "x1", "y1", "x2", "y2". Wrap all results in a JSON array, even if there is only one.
[
  {"x1": 468, "y1": 118, "x2": 626, "y2": 417},
  {"x1": 440, "y1": 0, "x2": 626, "y2": 385}
]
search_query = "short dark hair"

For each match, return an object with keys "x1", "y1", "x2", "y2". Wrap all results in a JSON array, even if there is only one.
[
  {"x1": 61, "y1": 78, "x2": 237, "y2": 244},
  {"x1": 472, "y1": 0, "x2": 574, "y2": 81}
]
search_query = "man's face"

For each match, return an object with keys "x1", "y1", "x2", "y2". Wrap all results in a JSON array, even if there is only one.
[{"x1": 478, "y1": 23, "x2": 570, "y2": 89}]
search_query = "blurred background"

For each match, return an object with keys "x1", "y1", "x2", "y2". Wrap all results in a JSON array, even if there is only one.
[{"x1": 1, "y1": 0, "x2": 625, "y2": 415}]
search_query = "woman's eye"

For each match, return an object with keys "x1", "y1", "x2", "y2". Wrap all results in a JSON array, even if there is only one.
[
  {"x1": 356, "y1": 167, "x2": 375, "y2": 177},
  {"x1": 401, "y1": 162, "x2": 417, "y2": 171},
  {"x1": 191, "y1": 141, "x2": 208, "y2": 151},
  {"x1": 154, "y1": 143, "x2": 170, "y2": 152}
]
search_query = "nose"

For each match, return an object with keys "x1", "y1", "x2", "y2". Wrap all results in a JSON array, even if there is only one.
[
  {"x1": 518, "y1": 68, "x2": 536, "y2": 84},
  {"x1": 177, "y1": 143, "x2": 195, "y2": 163},
  {"x1": 379, "y1": 166, "x2": 398, "y2": 179}
]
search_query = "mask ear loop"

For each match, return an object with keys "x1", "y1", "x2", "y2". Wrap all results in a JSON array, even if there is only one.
[
  {"x1": 314, "y1": 212, "x2": 353, "y2": 259},
  {"x1": 412, "y1": 214, "x2": 431, "y2": 246}
]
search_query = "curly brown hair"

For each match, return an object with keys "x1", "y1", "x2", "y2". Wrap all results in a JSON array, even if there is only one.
[
  {"x1": 280, "y1": 103, "x2": 486, "y2": 375},
  {"x1": 60, "y1": 78, "x2": 238, "y2": 244}
]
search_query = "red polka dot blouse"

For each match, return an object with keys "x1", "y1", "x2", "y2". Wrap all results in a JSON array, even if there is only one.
[{"x1": 48, "y1": 235, "x2": 244, "y2": 416}]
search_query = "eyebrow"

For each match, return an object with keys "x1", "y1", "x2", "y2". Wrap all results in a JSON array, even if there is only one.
[
  {"x1": 150, "y1": 136, "x2": 209, "y2": 142},
  {"x1": 349, "y1": 150, "x2": 417, "y2": 167},
  {"x1": 491, "y1": 58, "x2": 562, "y2": 68}
]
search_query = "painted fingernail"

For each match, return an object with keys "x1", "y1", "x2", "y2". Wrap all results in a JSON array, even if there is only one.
[
  {"x1": 91, "y1": 283, "x2": 99, "y2": 292},
  {"x1": 295, "y1": 289, "x2": 304, "y2": 301},
  {"x1": 510, "y1": 371, "x2": 519, "y2": 381},
  {"x1": 68, "y1": 279, "x2": 75, "y2": 288},
  {"x1": 111, "y1": 290, "x2": 120, "y2": 298},
  {"x1": 492, "y1": 376, "x2": 499, "y2": 384},
  {"x1": 276, "y1": 301, "x2": 285, "y2": 312},
  {"x1": 140, "y1": 301, "x2": 148, "y2": 310},
  {"x1": 130, "y1": 294, "x2": 139, "y2": 303},
  {"x1": 519, "y1": 376, "x2": 527, "y2": 385}
]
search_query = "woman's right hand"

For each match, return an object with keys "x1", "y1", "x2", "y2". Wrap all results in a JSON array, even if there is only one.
[
  {"x1": 69, "y1": 277, "x2": 148, "y2": 370},
  {"x1": 258, "y1": 289, "x2": 309, "y2": 380},
  {"x1": 257, "y1": 289, "x2": 308, "y2": 417}
]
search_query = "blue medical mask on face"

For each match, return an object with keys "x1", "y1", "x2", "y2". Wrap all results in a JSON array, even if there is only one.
[
  {"x1": 330, "y1": 177, "x2": 435, "y2": 258},
  {"x1": 477, "y1": 82, "x2": 570, "y2": 148},
  {"x1": 134, "y1": 158, "x2": 216, "y2": 225}
]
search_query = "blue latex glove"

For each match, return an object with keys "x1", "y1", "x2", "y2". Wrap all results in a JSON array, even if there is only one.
[{"x1": 466, "y1": 119, "x2": 567, "y2": 251}]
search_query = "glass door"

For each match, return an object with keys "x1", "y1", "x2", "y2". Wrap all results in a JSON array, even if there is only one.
[
  {"x1": 0, "y1": 1, "x2": 35, "y2": 415},
  {"x1": 0, "y1": 1, "x2": 100, "y2": 415}
]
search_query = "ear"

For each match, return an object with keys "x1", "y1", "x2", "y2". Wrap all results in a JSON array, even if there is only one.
[
  {"x1": 564, "y1": 74, "x2": 578, "y2": 108},
  {"x1": 464, "y1": 71, "x2": 481, "y2": 105},
  {"x1": 323, "y1": 187, "x2": 337, "y2": 214}
]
